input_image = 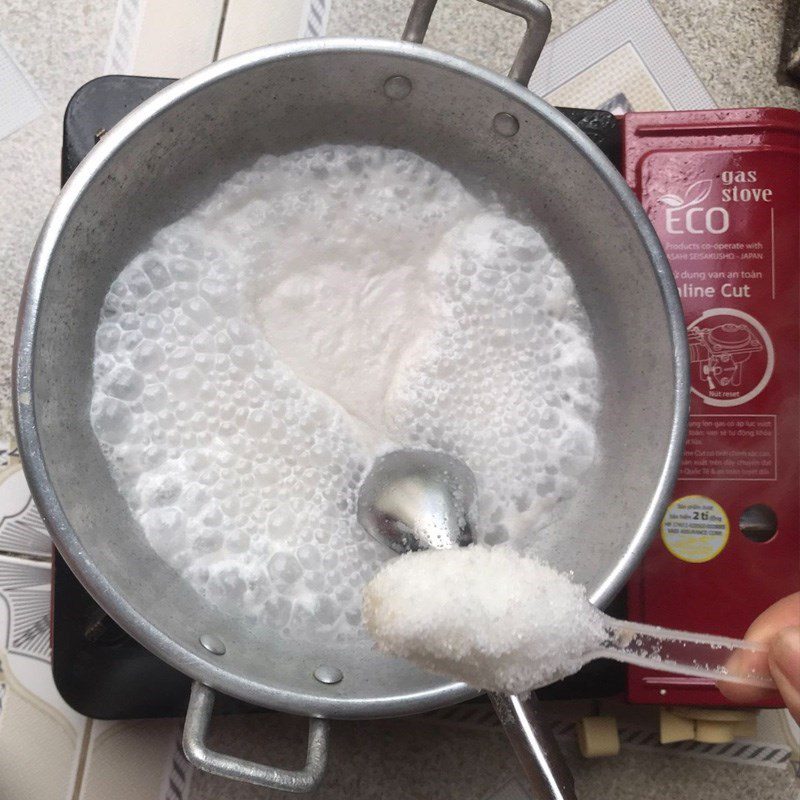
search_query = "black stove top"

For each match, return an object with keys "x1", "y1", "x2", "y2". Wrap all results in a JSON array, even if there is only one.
[{"x1": 53, "y1": 75, "x2": 625, "y2": 719}]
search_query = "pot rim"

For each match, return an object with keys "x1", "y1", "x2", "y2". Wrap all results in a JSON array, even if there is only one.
[{"x1": 13, "y1": 36, "x2": 689, "y2": 719}]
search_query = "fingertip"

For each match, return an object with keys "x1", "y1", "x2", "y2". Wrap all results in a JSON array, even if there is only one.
[
  {"x1": 771, "y1": 626, "x2": 800, "y2": 686},
  {"x1": 769, "y1": 626, "x2": 800, "y2": 722},
  {"x1": 716, "y1": 678, "x2": 774, "y2": 706},
  {"x1": 745, "y1": 595, "x2": 800, "y2": 643}
]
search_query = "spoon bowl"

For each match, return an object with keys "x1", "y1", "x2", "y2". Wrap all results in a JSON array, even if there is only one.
[{"x1": 357, "y1": 449, "x2": 478, "y2": 553}]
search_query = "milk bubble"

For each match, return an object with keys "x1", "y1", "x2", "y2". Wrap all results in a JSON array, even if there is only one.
[
  {"x1": 268, "y1": 553, "x2": 302, "y2": 585},
  {"x1": 92, "y1": 397, "x2": 133, "y2": 444},
  {"x1": 96, "y1": 324, "x2": 120, "y2": 353},
  {"x1": 132, "y1": 341, "x2": 165, "y2": 371}
]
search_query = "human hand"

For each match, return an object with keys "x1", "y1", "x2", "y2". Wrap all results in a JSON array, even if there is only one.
[{"x1": 718, "y1": 592, "x2": 800, "y2": 722}]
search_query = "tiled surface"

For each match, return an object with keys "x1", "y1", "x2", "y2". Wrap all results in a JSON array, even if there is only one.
[
  {"x1": 188, "y1": 712, "x2": 800, "y2": 800},
  {"x1": 0, "y1": 1, "x2": 116, "y2": 417},
  {"x1": 0, "y1": 1, "x2": 798, "y2": 798},
  {"x1": 0, "y1": 34, "x2": 44, "y2": 141},
  {"x1": 327, "y1": 0, "x2": 800, "y2": 110}
]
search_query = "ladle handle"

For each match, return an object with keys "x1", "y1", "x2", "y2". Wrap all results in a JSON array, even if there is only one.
[
  {"x1": 601, "y1": 619, "x2": 776, "y2": 689},
  {"x1": 402, "y1": 0, "x2": 552, "y2": 85},
  {"x1": 489, "y1": 692, "x2": 577, "y2": 800}
]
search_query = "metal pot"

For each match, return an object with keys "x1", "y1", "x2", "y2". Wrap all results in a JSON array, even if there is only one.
[{"x1": 14, "y1": 0, "x2": 688, "y2": 793}]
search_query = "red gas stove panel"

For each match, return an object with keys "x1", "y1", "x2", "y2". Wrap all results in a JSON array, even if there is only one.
[{"x1": 623, "y1": 108, "x2": 800, "y2": 707}]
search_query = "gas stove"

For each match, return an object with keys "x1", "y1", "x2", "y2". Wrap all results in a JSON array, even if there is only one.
[{"x1": 52, "y1": 77, "x2": 800, "y2": 721}]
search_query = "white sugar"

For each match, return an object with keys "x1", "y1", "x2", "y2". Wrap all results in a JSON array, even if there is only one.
[
  {"x1": 91, "y1": 144, "x2": 600, "y2": 643},
  {"x1": 363, "y1": 546, "x2": 606, "y2": 693}
]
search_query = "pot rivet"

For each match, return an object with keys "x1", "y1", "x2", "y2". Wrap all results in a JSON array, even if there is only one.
[
  {"x1": 314, "y1": 666, "x2": 343, "y2": 685},
  {"x1": 384, "y1": 75, "x2": 412, "y2": 100},
  {"x1": 199, "y1": 634, "x2": 226, "y2": 655},
  {"x1": 493, "y1": 112, "x2": 519, "y2": 137}
]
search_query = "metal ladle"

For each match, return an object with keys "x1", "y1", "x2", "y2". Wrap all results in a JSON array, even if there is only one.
[{"x1": 357, "y1": 449, "x2": 577, "y2": 800}]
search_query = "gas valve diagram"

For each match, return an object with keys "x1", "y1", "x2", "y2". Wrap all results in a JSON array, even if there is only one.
[
  {"x1": 686, "y1": 309, "x2": 773, "y2": 407},
  {"x1": 688, "y1": 322, "x2": 763, "y2": 391}
]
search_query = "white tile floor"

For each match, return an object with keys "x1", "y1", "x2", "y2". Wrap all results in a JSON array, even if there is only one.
[{"x1": 1, "y1": 1, "x2": 798, "y2": 798}]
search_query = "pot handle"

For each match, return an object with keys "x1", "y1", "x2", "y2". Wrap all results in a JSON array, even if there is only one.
[
  {"x1": 402, "y1": 0, "x2": 551, "y2": 86},
  {"x1": 182, "y1": 682, "x2": 330, "y2": 793}
]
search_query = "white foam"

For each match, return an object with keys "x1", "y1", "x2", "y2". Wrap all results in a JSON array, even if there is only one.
[
  {"x1": 91, "y1": 144, "x2": 600, "y2": 642},
  {"x1": 363, "y1": 546, "x2": 606, "y2": 693}
]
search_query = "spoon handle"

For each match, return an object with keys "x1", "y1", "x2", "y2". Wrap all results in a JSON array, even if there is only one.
[
  {"x1": 599, "y1": 618, "x2": 775, "y2": 689},
  {"x1": 489, "y1": 692, "x2": 577, "y2": 800}
]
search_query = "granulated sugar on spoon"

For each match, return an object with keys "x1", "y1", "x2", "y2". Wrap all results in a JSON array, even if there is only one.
[{"x1": 363, "y1": 544, "x2": 776, "y2": 695}]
